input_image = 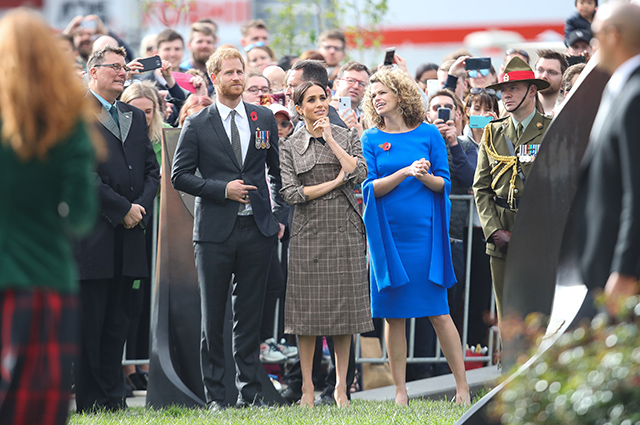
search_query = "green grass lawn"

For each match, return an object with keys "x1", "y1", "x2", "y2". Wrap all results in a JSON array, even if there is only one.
[{"x1": 69, "y1": 399, "x2": 473, "y2": 425}]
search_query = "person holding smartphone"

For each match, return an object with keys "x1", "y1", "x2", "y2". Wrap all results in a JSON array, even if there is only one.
[
  {"x1": 425, "y1": 89, "x2": 479, "y2": 353},
  {"x1": 329, "y1": 61, "x2": 371, "y2": 136}
]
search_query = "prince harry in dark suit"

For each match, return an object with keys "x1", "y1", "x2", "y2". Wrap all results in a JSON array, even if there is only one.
[
  {"x1": 74, "y1": 46, "x2": 160, "y2": 412},
  {"x1": 171, "y1": 48, "x2": 287, "y2": 409}
]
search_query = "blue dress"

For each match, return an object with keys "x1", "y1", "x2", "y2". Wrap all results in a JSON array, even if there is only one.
[{"x1": 362, "y1": 123, "x2": 456, "y2": 318}]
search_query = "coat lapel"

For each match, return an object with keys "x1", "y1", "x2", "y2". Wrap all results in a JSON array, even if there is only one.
[
  {"x1": 96, "y1": 107, "x2": 121, "y2": 140},
  {"x1": 208, "y1": 103, "x2": 242, "y2": 170},
  {"x1": 118, "y1": 106, "x2": 133, "y2": 143}
]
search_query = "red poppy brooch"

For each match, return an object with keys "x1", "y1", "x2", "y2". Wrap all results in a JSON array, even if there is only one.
[
  {"x1": 378, "y1": 142, "x2": 391, "y2": 151},
  {"x1": 250, "y1": 111, "x2": 258, "y2": 121}
]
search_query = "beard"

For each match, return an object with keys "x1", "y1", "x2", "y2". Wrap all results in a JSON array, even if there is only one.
[
  {"x1": 217, "y1": 79, "x2": 245, "y2": 99},
  {"x1": 193, "y1": 49, "x2": 214, "y2": 65}
]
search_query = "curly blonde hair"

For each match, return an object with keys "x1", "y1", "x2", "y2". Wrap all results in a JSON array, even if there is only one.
[{"x1": 362, "y1": 67, "x2": 425, "y2": 130}]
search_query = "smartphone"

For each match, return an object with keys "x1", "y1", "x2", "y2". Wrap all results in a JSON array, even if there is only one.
[
  {"x1": 80, "y1": 19, "x2": 96, "y2": 30},
  {"x1": 383, "y1": 47, "x2": 396, "y2": 66},
  {"x1": 469, "y1": 115, "x2": 493, "y2": 129},
  {"x1": 566, "y1": 55, "x2": 587, "y2": 66},
  {"x1": 139, "y1": 55, "x2": 162, "y2": 72},
  {"x1": 437, "y1": 107, "x2": 451, "y2": 122},
  {"x1": 465, "y1": 57, "x2": 492, "y2": 71},
  {"x1": 338, "y1": 96, "x2": 351, "y2": 114},
  {"x1": 426, "y1": 79, "x2": 440, "y2": 98}
]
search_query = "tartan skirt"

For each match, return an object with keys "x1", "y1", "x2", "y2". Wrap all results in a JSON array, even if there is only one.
[{"x1": 0, "y1": 288, "x2": 78, "y2": 425}]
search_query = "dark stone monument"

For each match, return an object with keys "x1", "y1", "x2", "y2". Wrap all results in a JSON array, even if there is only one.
[{"x1": 456, "y1": 59, "x2": 611, "y2": 424}]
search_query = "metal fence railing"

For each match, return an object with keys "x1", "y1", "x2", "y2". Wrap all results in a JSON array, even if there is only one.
[{"x1": 128, "y1": 194, "x2": 499, "y2": 369}]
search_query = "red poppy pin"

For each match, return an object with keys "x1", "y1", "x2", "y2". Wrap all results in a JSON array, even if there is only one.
[
  {"x1": 250, "y1": 111, "x2": 258, "y2": 122},
  {"x1": 378, "y1": 142, "x2": 391, "y2": 151}
]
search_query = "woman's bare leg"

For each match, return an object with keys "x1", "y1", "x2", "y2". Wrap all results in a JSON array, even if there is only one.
[
  {"x1": 385, "y1": 318, "x2": 409, "y2": 406},
  {"x1": 429, "y1": 314, "x2": 470, "y2": 404}
]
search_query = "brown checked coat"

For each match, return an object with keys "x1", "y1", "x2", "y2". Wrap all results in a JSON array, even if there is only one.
[{"x1": 279, "y1": 124, "x2": 373, "y2": 336}]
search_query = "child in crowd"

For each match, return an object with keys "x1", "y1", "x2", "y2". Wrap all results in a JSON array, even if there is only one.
[{"x1": 565, "y1": 0, "x2": 597, "y2": 41}]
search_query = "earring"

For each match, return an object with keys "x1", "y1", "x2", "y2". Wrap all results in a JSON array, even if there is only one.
[{"x1": 396, "y1": 106, "x2": 404, "y2": 115}]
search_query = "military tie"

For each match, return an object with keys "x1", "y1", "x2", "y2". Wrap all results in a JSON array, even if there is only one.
[
  {"x1": 109, "y1": 105, "x2": 119, "y2": 129},
  {"x1": 516, "y1": 122, "x2": 523, "y2": 140},
  {"x1": 229, "y1": 110, "x2": 243, "y2": 167}
]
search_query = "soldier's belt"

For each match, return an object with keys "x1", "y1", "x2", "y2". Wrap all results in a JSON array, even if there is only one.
[{"x1": 494, "y1": 196, "x2": 519, "y2": 211}]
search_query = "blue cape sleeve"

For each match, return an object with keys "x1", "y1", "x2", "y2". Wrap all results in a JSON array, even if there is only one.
[{"x1": 362, "y1": 182, "x2": 410, "y2": 291}]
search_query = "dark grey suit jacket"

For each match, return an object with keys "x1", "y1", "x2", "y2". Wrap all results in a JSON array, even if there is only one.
[
  {"x1": 74, "y1": 95, "x2": 160, "y2": 280},
  {"x1": 576, "y1": 64, "x2": 640, "y2": 289},
  {"x1": 171, "y1": 102, "x2": 287, "y2": 242}
]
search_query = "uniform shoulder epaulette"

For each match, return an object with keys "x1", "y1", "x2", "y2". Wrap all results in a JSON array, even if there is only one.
[{"x1": 491, "y1": 116, "x2": 509, "y2": 123}]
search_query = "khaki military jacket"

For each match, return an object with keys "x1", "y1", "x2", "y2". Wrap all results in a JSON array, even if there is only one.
[{"x1": 473, "y1": 110, "x2": 552, "y2": 258}]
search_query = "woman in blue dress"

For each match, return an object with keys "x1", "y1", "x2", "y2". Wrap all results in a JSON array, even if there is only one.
[{"x1": 361, "y1": 67, "x2": 470, "y2": 405}]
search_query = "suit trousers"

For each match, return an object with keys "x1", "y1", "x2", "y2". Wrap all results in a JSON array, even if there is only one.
[
  {"x1": 75, "y1": 276, "x2": 133, "y2": 412},
  {"x1": 195, "y1": 216, "x2": 277, "y2": 404}
]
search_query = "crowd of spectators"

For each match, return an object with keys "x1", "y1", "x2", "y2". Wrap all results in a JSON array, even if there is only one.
[{"x1": 4, "y1": 0, "x2": 622, "y2": 418}]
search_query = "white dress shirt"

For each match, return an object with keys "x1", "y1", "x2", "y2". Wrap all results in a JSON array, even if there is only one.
[{"x1": 216, "y1": 99, "x2": 251, "y2": 164}]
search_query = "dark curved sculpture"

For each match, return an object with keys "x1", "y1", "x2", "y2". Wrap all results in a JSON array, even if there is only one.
[
  {"x1": 456, "y1": 59, "x2": 610, "y2": 424},
  {"x1": 146, "y1": 128, "x2": 286, "y2": 408}
]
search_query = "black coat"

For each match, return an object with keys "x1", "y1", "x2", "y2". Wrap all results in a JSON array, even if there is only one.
[
  {"x1": 576, "y1": 64, "x2": 640, "y2": 289},
  {"x1": 74, "y1": 96, "x2": 160, "y2": 280}
]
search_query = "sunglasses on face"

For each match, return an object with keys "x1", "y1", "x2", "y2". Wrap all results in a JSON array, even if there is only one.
[
  {"x1": 467, "y1": 69, "x2": 490, "y2": 79},
  {"x1": 244, "y1": 41, "x2": 267, "y2": 52},
  {"x1": 469, "y1": 87, "x2": 496, "y2": 95},
  {"x1": 277, "y1": 120, "x2": 291, "y2": 128}
]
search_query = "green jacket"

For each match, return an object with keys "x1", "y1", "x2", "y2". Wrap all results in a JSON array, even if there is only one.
[
  {"x1": 473, "y1": 111, "x2": 552, "y2": 258},
  {"x1": 0, "y1": 120, "x2": 98, "y2": 292}
]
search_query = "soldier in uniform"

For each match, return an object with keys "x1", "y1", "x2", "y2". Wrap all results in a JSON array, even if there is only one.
[{"x1": 473, "y1": 57, "x2": 552, "y2": 321}]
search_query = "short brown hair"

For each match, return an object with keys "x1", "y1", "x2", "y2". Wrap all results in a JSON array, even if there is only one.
[
  {"x1": 535, "y1": 49, "x2": 569, "y2": 75},
  {"x1": 87, "y1": 45, "x2": 126, "y2": 70},
  {"x1": 337, "y1": 61, "x2": 371, "y2": 79},
  {"x1": 318, "y1": 29, "x2": 346, "y2": 46},
  {"x1": 206, "y1": 47, "x2": 245, "y2": 76},
  {"x1": 241, "y1": 19, "x2": 268, "y2": 37},
  {"x1": 189, "y1": 22, "x2": 216, "y2": 43},
  {"x1": 156, "y1": 28, "x2": 184, "y2": 49}
]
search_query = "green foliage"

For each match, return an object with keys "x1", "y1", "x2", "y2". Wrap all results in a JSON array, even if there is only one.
[
  {"x1": 492, "y1": 296, "x2": 640, "y2": 425},
  {"x1": 69, "y1": 399, "x2": 473, "y2": 424},
  {"x1": 266, "y1": 0, "x2": 388, "y2": 61},
  {"x1": 343, "y1": 0, "x2": 389, "y2": 55}
]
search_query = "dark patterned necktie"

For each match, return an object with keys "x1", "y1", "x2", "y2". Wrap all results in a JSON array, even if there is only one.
[
  {"x1": 229, "y1": 110, "x2": 242, "y2": 166},
  {"x1": 109, "y1": 105, "x2": 119, "y2": 129}
]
